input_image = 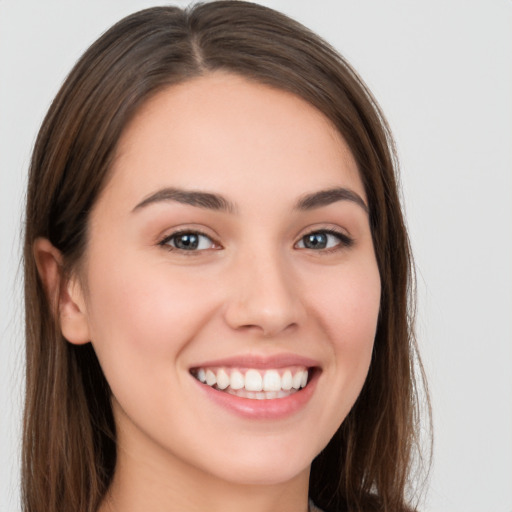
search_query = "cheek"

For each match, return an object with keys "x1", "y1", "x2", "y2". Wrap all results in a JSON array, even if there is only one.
[
  {"x1": 333, "y1": 265, "x2": 380, "y2": 372},
  {"x1": 83, "y1": 253, "x2": 219, "y2": 389},
  {"x1": 308, "y1": 258, "x2": 381, "y2": 345},
  {"x1": 307, "y1": 259, "x2": 380, "y2": 416},
  {"x1": 89, "y1": 255, "x2": 204, "y2": 333}
]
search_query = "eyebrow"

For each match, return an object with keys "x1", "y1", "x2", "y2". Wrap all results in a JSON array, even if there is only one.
[
  {"x1": 132, "y1": 186, "x2": 368, "y2": 215},
  {"x1": 132, "y1": 187, "x2": 236, "y2": 213},
  {"x1": 295, "y1": 187, "x2": 368, "y2": 213}
]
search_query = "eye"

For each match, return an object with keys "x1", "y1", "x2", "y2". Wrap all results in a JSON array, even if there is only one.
[
  {"x1": 295, "y1": 229, "x2": 353, "y2": 251},
  {"x1": 159, "y1": 231, "x2": 218, "y2": 251}
]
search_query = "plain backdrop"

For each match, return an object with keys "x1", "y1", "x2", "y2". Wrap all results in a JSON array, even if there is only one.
[{"x1": 1, "y1": 1, "x2": 511, "y2": 511}]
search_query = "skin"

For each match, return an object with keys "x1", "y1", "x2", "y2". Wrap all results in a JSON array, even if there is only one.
[{"x1": 35, "y1": 73, "x2": 381, "y2": 512}]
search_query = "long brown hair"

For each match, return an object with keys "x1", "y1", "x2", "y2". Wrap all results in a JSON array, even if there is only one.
[{"x1": 23, "y1": 2, "x2": 429, "y2": 511}]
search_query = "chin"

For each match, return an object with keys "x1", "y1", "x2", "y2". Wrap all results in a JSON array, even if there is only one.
[
  {"x1": 215, "y1": 461, "x2": 310, "y2": 487},
  {"x1": 198, "y1": 443, "x2": 315, "y2": 487}
]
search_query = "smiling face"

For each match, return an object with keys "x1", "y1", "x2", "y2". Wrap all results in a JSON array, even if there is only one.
[{"x1": 72, "y1": 73, "x2": 381, "y2": 493}]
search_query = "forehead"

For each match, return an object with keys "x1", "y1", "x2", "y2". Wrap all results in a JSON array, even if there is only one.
[{"x1": 104, "y1": 72, "x2": 365, "y2": 208}]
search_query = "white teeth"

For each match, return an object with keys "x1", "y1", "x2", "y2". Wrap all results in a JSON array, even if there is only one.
[
  {"x1": 262, "y1": 369, "x2": 281, "y2": 391},
  {"x1": 216, "y1": 369, "x2": 230, "y2": 390},
  {"x1": 205, "y1": 369, "x2": 217, "y2": 386},
  {"x1": 281, "y1": 370, "x2": 292, "y2": 390},
  {"x1": 245, "y1": 369, "x2": 263, "y2": 391},
  {"x1": 230, "y1": 370, "x2": 244, "y2": 390},
  {"x1": 292, "y1": 371, "x2": 303, "y2": 390},
  {"x1": 194, "y1": 366, "x2": 311, "y2": 398}
]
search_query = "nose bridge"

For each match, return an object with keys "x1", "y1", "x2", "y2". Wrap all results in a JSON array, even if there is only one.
[{"x1": 224, "y1": 242, "x2": 301, "y2": 336}]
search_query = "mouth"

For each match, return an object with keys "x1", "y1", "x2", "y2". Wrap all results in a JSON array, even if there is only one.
[{"x1": 190, "y1": 366, "x2": 316, "y2": 400}]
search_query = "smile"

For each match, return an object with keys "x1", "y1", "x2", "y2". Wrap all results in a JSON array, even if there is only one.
[{"x1": 191, "y1": 367, "x2": 309, "y2": 400}]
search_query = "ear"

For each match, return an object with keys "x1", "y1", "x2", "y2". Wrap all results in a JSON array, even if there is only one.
[{"x1": 33, "y1": 237, "x2": 91, "y2": 345}]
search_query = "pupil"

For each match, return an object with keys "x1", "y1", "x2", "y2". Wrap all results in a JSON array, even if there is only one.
[
  {"x1": 304, "y1": 233, "x2": 327, "y2": 249},
  {"x1": 176, "y1": 233, "x2": 198, "y2": 250}
]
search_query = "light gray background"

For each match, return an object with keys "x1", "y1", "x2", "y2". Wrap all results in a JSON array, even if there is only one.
[{"x1": 1, "y1": 1, "x2": 511, "y2": 511}]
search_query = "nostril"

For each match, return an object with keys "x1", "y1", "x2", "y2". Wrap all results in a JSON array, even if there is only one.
[{"x1": 261, "y1": 321, "x2": 298, "y2": 338}]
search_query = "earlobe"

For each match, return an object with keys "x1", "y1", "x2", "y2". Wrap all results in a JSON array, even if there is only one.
[{"x1": 33, "y1": 237, "x2": 91, "y2": 345}]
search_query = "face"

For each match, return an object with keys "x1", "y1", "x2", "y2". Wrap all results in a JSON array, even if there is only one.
[{"x1": 75, "y1": 73, "x2": 381, "y2": 487}]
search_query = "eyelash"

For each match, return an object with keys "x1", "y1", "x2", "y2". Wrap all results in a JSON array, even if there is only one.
[{"x1": 158, "y1": 228, "x2": 353, "y2": 254}]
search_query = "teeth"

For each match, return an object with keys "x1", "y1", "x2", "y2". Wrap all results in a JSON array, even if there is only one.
[
  {"x1": 193, "y1": 366, "x2": 311, "y2": 397},
  {"x1": 263, "y1": 370, "x2": 281, "y2": 391},
  {"x1": 197, "y1": 368, "x2": 206, "y2": 383},
  {"x1": 292, "y1": 372, "x2": 303, "y2": 390},
  {"x1": 205, "y1": 369, "x2": 216, "y2": 386},
  {"x1": 301, "y1": 371, "x2": 308, "y2": 388},
  {"x1": 230, "y1": 370, "x2": 244, "y2": 390},
  {"x1": 216, "y1": 369, "x2": 230, "y2": 390},
  {"x1": 281, "y1": 370, "x2": 292, "y2": 390},
  {"x1": 245, "y1": 369, "x2": 263, "y2": 391}
]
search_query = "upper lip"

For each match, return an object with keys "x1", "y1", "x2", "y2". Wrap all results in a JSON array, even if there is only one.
[{"x1": 190, "y1": 353, "x2": 320, "y2": 370}]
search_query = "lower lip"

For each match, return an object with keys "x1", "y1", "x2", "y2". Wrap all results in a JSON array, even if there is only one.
[{"x1": 194, "y1": 371, "x2": 319, "y2": 420}]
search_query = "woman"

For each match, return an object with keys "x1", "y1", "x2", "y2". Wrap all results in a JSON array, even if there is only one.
[{"x1": 23, "y1": 2, "x2": 428, "y2": 511}]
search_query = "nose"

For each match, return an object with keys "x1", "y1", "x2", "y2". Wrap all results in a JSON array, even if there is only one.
[{"x1": 223, "y1": 248, "x2": 304, "y2": 337}]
